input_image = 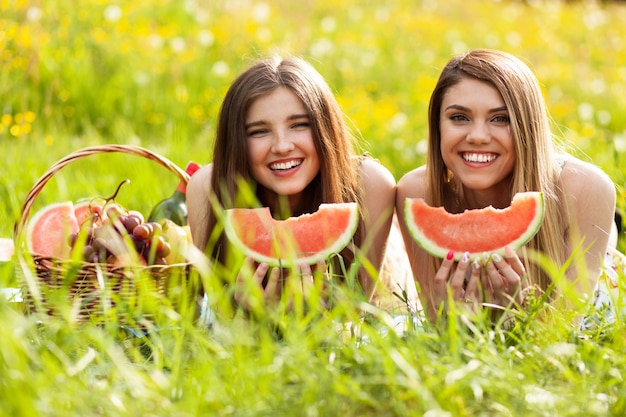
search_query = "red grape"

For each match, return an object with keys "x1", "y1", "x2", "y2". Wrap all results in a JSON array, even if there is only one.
[{"x1": 133, "y1": 224, "x2": 151, "y2": 240}]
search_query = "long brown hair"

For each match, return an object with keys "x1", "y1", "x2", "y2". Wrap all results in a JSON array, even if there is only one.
[
  {"x1": 426, "y1": 49, "x2": 567, "y2": 293},
  {"x1": 204, "y1": 56, "x2": 363, "y2": 271}
]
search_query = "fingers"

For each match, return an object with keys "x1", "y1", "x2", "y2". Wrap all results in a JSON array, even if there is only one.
[
  {"x1": 504, "y1": 246, "x2": 527, "y2": 286},
  {"x1": 234, "y1": 256, "x2": 269, "y2": 309},
  {"x1": 434, "y1": 251, "x2": 476, "y2": 309},
  {"x1": 434, "y1": 250, "x2": 456, "y2": 303},
  {"x1": 302, "y1": 260, "x2": 332, "y2": 307},
  {"x1": 463, "y1": 259, "x2": 482, "y2": 301},
  {"x1": 238, "y1": 258, "x2": 332, "y2": 310},
  {"x1": 299, "y1": 262, "x2": 315, "y2": 293},
  {"x1": 263, "y1": 266, "x2": 281, "y2": 301},
  {"x1": 483, "y1": 249, "x2": 525, "y2": 305},
  {"x1": 434, "y1": 248, "x2": 526, "y2": 315},
  {"x1": 234, "y1": 257, "x2": 335, "y2": 312},
  {"x1": 451, "y1": 251, "x2": 471, "y2": 300},
  {"x1": 484, "y1": 256, "x2": 507, "y2": 294},
  {"x1": 313, "y1": 259, "x2": 330, "y2": 281}
]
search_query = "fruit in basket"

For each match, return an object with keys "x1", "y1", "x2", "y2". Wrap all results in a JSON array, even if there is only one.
[
  {"x1": 160, "y1": 219, "x2": 190, "y2": 264},
  {"x1": 25, "y1": 200, "x2": 113, "y2": 260},
  {"x1": 74, "y1": 200, "x2": 105, "y2": 225},
  {"x1": 223, "y1": 202, "x2": 359, "y2": 266},
  {"x1": 27, "y1": 180, "x2": 188, "y2": 266},
  {"x1": 26, "y1": 201, "x2": 82, "y2": 259},
  {"x1": 403, "y1": 192, "x2": 545, "y2": 261},
  {"x1": 73, "y1": 208, "x2": 173, "y2": 266}
]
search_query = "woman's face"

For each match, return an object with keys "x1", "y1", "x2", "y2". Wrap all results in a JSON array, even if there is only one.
[
  {"x1": 246, "y1": 86, "x2": 321, "y2": 210},
  {"x1": 439, "y1": 77, "x2": 516, "y2": 197}
]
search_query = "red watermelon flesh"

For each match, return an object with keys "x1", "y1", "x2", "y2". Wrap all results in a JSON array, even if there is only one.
[
  {"x1": 74, "y1": 201, "x2": 104, "y2": 225},
  {"x1": 404, "y1": 192, "x2": 545, "y2": 261},
  {"x1": 26, "y1": 201, "x2": 100, "y2": 259},
  {"x1": 224, "y1": 202, "x2": 359, "y2": 266}
]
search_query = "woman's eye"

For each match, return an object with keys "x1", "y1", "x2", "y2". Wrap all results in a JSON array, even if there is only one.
[
  {"x1": 492, "y1": 115, "x2": 510, "y2": 124},
  {"x1": 450, "y1": 114, "x2": 468, "y2": 122},
  {"x1": 292, "y1": 122, "x2": 310, "y2": 129},
  {"x1": 247, "y1": 129, "x2": 268, "y2": 137}
]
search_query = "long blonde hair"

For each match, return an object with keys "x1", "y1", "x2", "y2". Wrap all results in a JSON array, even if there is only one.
[{"x1": 426, "y1": 49, "x2": 567, "y2": 293}]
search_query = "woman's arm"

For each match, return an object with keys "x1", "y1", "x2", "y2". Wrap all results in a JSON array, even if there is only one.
[
  {"x1": 395, "y1": 166, "x2": 440, "y2": 318},
  {"x1": 561, "y1": 158, "x2": 616, "y2": 296},
  {"x1": 186, "y1": 163, "x2": 214, "y2": 251},
  {"x1": 358, "y1": 158, "x2": 397, "y2": 299}
]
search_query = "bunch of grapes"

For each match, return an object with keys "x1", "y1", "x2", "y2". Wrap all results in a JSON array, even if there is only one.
[
  {"x1": 69, "y1": 204, "x2": 173, "y2": 266},
  {"x1": 68, "y1": 180, "x2": 181, "y2": 266}
]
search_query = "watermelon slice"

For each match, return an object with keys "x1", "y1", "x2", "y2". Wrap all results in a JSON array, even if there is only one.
[
  {"x1": 26, "y1": 201, "x2": 101, "y2": 259},
  {"x1": 223, "y1": 202, "x2": 359, "y2": 266},
  {"x1": 404, "y1": 192, "x2": 545, "y2": 261}
]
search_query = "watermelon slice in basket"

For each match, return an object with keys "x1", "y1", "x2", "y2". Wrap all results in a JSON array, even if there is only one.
[{"x1": 25, "y1": 201, "x2": 101, "y2": 259}]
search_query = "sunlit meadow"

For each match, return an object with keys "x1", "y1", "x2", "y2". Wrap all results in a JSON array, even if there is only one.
[{"x1": 2, "y1": 0, "x2": 626, "y2": 416}]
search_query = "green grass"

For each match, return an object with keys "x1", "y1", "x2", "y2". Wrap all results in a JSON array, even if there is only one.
[{"x1": 3, "y1": 0, "x2": 626, "y2": 415}]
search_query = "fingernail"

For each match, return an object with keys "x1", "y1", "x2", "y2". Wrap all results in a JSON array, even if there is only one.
[
  {"x1": 446, "y1": 250, "x2": 454, "y2": 260},
  {"x1": 461, "y1": 251, "x2": 470, "y2": 263},
  {"x1": 492, "y1": 253, "x2": 502, "y2": 262},
  {"x1": 473, "y1": 259, "x2": 481, "y2": 270},
  {"x1": 483, "y1": 252, "x2": 490, "y2": 262}
]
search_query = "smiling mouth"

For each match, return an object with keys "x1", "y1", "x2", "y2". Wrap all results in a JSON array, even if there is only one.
[
  {"x1": 461, "y1": 152, "x2": 497, "y2": 163},
  {"x1": 269, "y1": 159, "x2": 303, "y2": 171}
]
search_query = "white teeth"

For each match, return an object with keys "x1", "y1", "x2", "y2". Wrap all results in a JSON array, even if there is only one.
[
  {"x1": 462, "y1": 153, "x2": 496, "y2": 163},
  {"x1": 270, "y1": 160, "x2": 302, "y2": 170}
]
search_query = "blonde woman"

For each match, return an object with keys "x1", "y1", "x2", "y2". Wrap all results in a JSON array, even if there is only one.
[{"x1": 396, "y1": 49, "x2": 615, "y2": 323}]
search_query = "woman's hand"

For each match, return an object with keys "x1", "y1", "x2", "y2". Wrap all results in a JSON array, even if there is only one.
[
  {"x1": 234, "y1": 257, "x2": 330, "y2": 312},
  {"x1": 431, "y1": 246, "x2": 527, "y2": 319},
  {"x1": 433, "y1": 250, "x2": 482, "y2": 315},
  {"x1": 481, "y1": 246, "x2": 527, "y2": 308},
  {"x1": 233, "y1": 257, "x2": 278, "y2": 312},
  {"x1": 287, "y1": 260, "x2": 331, "y2": 312}
]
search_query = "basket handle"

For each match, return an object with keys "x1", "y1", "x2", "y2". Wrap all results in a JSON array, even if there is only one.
[{"x1": 14, "y1": 144, "x2": 191, "y2": 241}]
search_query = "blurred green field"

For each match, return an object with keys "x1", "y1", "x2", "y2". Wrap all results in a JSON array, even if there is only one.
[
  {"x1": 3, "y1": 0, "x2": 626, "y2": 236},
  {"x1": 3, "y1": 1, "x2": 626, "y2": 416}
]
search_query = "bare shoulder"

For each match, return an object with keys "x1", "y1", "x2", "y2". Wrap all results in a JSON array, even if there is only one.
[
  {"x1": 560, "y1": 156, "x2": 616, "y2": 237},
  {"x1": 561, "y1": 157, "x2": 615, "y2": 199},
  {"x1": 186, "y1": 163, "x2": 213, "y2": 249},
  {"x1": 187, "y1": 163, "x2": 213, "y2": 199},
  {"x1": 359, "y1": 156, "x2": 395, "y2": 189},
  {"x1": 397, "y1": 165, "x2": 428, "y2": 201},
  {"x1": 358, "y1": 157, "x2": 396, "y2": 222}
]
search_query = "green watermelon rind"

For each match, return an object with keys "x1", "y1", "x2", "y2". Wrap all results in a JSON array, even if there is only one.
[
  {"x1": 404, "y1": 192, "x2": 545, "y2": 262},
  {"x1": 224, "y1": 202, "x2": 360, "y2": 267}
]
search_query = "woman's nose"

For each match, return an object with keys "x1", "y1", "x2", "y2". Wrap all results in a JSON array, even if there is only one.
[
  {"x1": 465, "y1": 122, "x2": 491, "y2": 144},
  {"x1": 271, "y1": 131, "x2": 295, "y2": 153}
]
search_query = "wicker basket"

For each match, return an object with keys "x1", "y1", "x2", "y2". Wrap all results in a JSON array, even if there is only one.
[{"x1": 13, "y1": 144, "x2": 198, "y2": 323}]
